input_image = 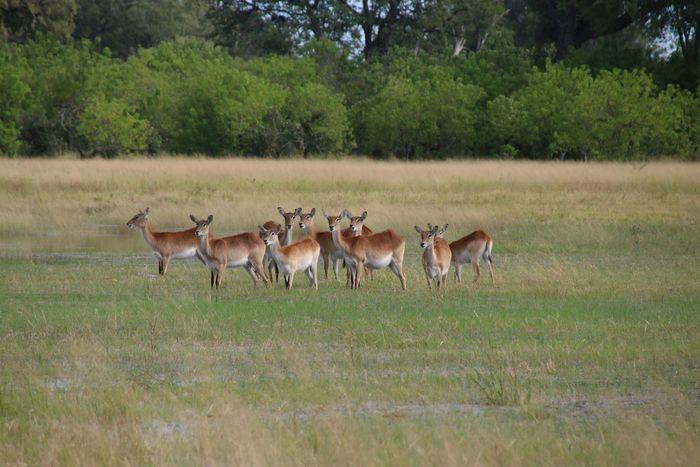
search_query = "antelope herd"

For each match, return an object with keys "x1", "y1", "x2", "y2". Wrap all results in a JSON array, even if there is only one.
[{"x1": 127, "y1": 207, "x2": 496, "y2": 291}]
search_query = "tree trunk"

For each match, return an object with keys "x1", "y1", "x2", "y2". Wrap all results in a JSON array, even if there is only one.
[
  {"x1": 554, "y1": 6, "x2": 578, "y2": 61},
  {"x1": 452, "y1": 37, "x2": 465, "y2": 56}
]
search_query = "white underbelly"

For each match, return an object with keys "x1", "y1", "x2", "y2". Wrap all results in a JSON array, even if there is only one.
[
  {"x1": 293, "y1": 256, "x2": 314, "y2": 272},
  {"x1": 365, "y1": 254, "x2": 392, "y2": 269},
  {"x1": 172, "y1": 248, "x2": 197, "y2": 259},
  {"x1": 226, "y1": 257, "x2": 249, "y2": 269}
]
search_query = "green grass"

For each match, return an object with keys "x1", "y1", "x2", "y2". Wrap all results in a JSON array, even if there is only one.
[{"x1": 0, "y1": 158, "x2": 699, "y2": 465}]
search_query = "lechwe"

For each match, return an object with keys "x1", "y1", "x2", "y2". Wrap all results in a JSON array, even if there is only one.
[
  {"x1": 414, "y1": 224, "x2": 452, "y2": 289},
  {"x1": 190, "y1": 215, "x2": 269, "y2": 289},
  {"x1": 298, "y1": 208, "x2": 373, "y2": 281},
  {"x1": 344, "y1": 211, "x2": 374, "y2": 282},
  {"x1": 324, "y1": 209, "x2": 406, "y2": 290},
  {"x1": 127, "y1": 207, "x2": 201, "y2": 275},
  {"x1": 434, "y1": 224, "x2": 495, "y2": 285},
  {"x1": 258, "y1": 224, "x2": 320, "y2": 290},
  {"x1": 262, "y1": 207, "x2": 301, "y2": 283}
]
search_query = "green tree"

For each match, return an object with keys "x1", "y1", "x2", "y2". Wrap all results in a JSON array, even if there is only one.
[
  {"x1": 0, "y1": 0, "x2": 76, "y2": 42},
  {"x1": 0, "y1": 59, "x2": 28, "y2": 155},
  {"x1": 74, "y1": 0, "x2": 211, "y2": 57},
  {"x1": 75, "y1": 97, "x2": 152, "y2": 157},
  {"x1": 421, "y1": 0, "x2": 511, "y2": 56}
]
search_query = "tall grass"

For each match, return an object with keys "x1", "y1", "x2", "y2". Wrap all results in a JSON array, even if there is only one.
[{"x1": 0, "y1": 157, "x2": 698, "y2": 465}]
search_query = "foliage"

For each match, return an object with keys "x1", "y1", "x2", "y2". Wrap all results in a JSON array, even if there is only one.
[
  {"x1": 0, "y1": 37, "x2": 697, "y2": 159},
  {"x1": 360, "y1": 73, "x2": 485, "y2": 158},
  {"x1": 74, "y1": 0, "x2": 211, "y2": 58},
  {"x1": 485, "y1": 63, "x2": 696, "y2": 159},
  {"x1": 0, "y1": 57, "x2": 29, "y2": 156},
  {"x1": 0, "y1": 0, "x2": 76, "y2": 42},
  {"x1": 75, "y1": 97, "x2": 152, "y2": 157}
]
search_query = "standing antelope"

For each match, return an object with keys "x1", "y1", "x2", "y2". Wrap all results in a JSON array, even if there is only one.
[
  {"x1": 415, "y1": 225, "x2": 452, "y2": 289},
  {"x1": 438, "y1": 225, "x2": 495, "y2": 285},
  {"x1": 324, "y1": 209, "x2": 406, "y2": 290},
  {"x1": 262, "y1": 207, "x2": 301, "y2": 283},
  {"x1": 127, "y1": 207, "x2": 202, "y2": 275},
  {"x1": 258, "y1": 224, "x2": 320, "y2": 290},
  {"x1": 298, "y1": 208, "x2": 373, "y2": 281},
  {"x1": 190, "y1": 215, "x2": 269, "y2": 289}
]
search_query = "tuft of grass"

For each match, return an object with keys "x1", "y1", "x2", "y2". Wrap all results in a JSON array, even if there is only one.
[{"x1": 468, "y1": 362, "x2": 533, "y2": 406}]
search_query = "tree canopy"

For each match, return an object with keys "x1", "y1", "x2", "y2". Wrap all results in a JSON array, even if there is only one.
[{"x1": 0, "y1": 0, "x2": 698, "y2": 158}]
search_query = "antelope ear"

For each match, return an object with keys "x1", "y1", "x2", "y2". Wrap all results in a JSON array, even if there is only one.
[
  {"x1": 206, "y1": 214, "x2": 213, "y2": 224},
  {"x1": 342, "y1": 209, "x2": 351, "y2": 219},
  {"x1": 360, "y1": 211, "x2": 367, "y2": 220},
  {"x1": 294, "y1": 207, "x2": 302, "y2": 216},
  {"x1": 414, "y1": 225, "x2": 422, "y2": 234},
  {"x1": 275, "y1": 224, "x2": 281, "y2": 234},
  {"x1": 442, "y1": 224, "x2": 449, "y2": 232},
  {"x1": 258, "y1": 225, "x2": 266, "y2": 234},
  {"x1": 427, "y1": 223, "x2": 433, "y2": 230},
  {"x1": 431, "y1": 225, "x2": 439, "y2": 234},
  {"x1": 189, "y1": 214, "x2": 197, "y2": 223},
  {"x1": 144, "y1": 207, "x2": 150, "y2": 217},
  {"x1": 309, "y1": 208, "x2": 316, "y2": 217},
  {"x1": 277, "y1": 207, "x2": 286, "y2": 215},
  {"x1": 322, "y1": 208, "x2": 329, "y2": 218}
]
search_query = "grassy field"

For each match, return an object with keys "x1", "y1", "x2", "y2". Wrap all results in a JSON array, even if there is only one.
[{"x1": 1, "y1": 157, "x2": 699, "y2": 465}]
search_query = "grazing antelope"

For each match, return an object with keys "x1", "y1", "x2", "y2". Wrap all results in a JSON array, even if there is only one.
[
  {"x1": 259, "y1": 224, "x2": 320, "y2": 290},
  {"x1": 126, "y1": 207, "x2": 202, "y2": 275},
  {"x1": 442, "y1": 226, "x2": 495, "y2": 285},
  {"x1": 414, "y1": 225, "x2": 452, "y2": 289},
  {"x1": 298, "y1": 208, "x2": 373, "y2": 281},
  {"x1": 190, "y1": 215, "x2": 269, "y2": 289},
  {"x1": 262, "y1": 207, "x2": 301, "y2": 283},
  {"x1": 324, "y1": 209, "x2": 406, "y2": 290}
]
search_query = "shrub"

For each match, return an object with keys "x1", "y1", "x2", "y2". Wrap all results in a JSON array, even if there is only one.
[
  {"x1": 75, "y1": 97, "x2": 152, "y2": 157},
  {"x1": 0, "y1": 63, "x2": 29, "y2": 156},
  {"x1": 361, "y1": 75, "x2": 485, "y2": 158},
  {"x1": 485, "y1": 63, "x2": 696, "y2": 159}
]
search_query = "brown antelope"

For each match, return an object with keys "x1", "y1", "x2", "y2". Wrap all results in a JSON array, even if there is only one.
[
  {"x1": 324, "y1": 209, "x2": 406, "y2": 290},
  {"x1": 258, "y1": 224, "x2": 320, "y2": 290},
  {"x1": 344, "y1": 210, "x2": 374, "y2": 283},
  {"x1": 262, "y1": 207, "x2": 301, "y2": 283},
  {"x1": 438, "y1": 225, "x2": 495, "y2": 285},
  {"x1": 298, "y1": 208, "x2": 373, "y2": 281},
  {"x1": 127, "y1": 207, "x2": 202, "y2": 275},
  {"x1": 414, "y1": 225, "x2": 452, "y2": 289},
  {"x1": 190, "y1": 215, "x2": 269, "y2": 289}
]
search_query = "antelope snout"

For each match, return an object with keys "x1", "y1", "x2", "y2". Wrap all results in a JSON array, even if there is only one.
[
  {"x1": 420, "y1": 242, "x2": 427, "y2": 249},
  {"x1": 299, "y1": 222, "x2": 305, "y2": 229}
]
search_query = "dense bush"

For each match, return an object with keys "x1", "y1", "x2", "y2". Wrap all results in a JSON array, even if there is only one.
[
  {"x1": 485, "y1": 64, "x2": 697, "y2": 159},
  {"x1": 75, "y1": 97, "x2": 152, "y2": 156},
  {"x1": 360, "y1": 74, "x2": 485, "y2": 158},
  {"x1": 0, "y1": 38, "x2": 697, "y2": 159}
]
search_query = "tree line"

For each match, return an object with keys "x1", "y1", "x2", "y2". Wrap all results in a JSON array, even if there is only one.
[{"x1": 1, "y1": 0, "x2": 698, "y2": 159}]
